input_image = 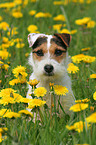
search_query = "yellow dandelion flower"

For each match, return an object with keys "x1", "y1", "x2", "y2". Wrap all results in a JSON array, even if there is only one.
[
  {"x1": 35, "y1": 12, "x2": 51, "y2": 18},
  {"x1": 71, "y1": 54, "x2": 85, "y2": 63},
  {"x1": 29, "y1": 10, "x2": 36, "y2": 16},
  {"x1": 28, "y1": 99, "x2": 46, "y2": 109},
  {"x1": 3, "y1": 112, "x2": 21, "y2": 118},
  {"x1": 2, "y1": 37, "x2": 9, "y2": 43},
  {"x1": 19, "y1": 71, "x2": 28, "y2": 78},
  {"x1": 70, "y1": 29, "x2": 77, "y2": 34},
  {"x1": 34, "y1": 87, "x2": 47, "y2": 97},
  {"x1": 59, "y1": 29, "x2": 70, "y2": 34},
  {"x1": 53, "y1": 24, "x2": 66, "y2": 32},
  {"x1": 0, "y1": 88, "x2": 16, "y2": 98},
  {"x1": 53, "y1": 24, "x2": 62, "y2": 31},
  {"x1": 49, "y1": 82, "x2": 54, "y2": 90},
  {"x1": 2, "y1": 44, "x2": 10, "y2": 50},
  {"x1": 79, "y1": 0, "x2": 84, "y2": 3},
  {"x1": 53, "y1": 14, "x2": 66, "y2": 21},
  {"x1": 16, "y1": 42, "x2": 25, "y2": 48},
  {"x1": 75, "y1": 17, "x2": 91, "y2": 25},
  {"x1": 20, "y1": 98, "x2": 31, "y2": 103},
  {"x1": 0, "y1": 131, "x2": 7, "y2": 142},
  {"x1": 27, "y1": 25, "x2": 38, "y2": 33},
  {"x1": 69, "y1": 103, "x2": 88, "y2": 112},
  {"x1": 73, "y1": 121, "x2": 90, "y2": 133},
  {"x1": 75, "y1": 98, "x2": 90, "y2": 103},
  {"x1": 35, "y1": 12, "x2": 45, "y2": 18},
  {"x1": 66, "y1": 125, "x2": 75, "y2": 130},
  {"x1": 18, "y1": 78, "x2": 27, "y2": 84},
  {"x1": 41, "y1": 12, "x2": 52, "y2": 17},
  {"x1": 93, "y1": 92, "x2": 96, "y2": 100},
  {"x1": 27, "y1": 79, "x2": 39, "y2": 87},
  {"x1": 86, "y1": 112, "x2": 96, "y2": 123},
  {"x1": 18, "y1": 110, "x2": 33, "y2": 117},
  {"x1": 54, "y1": 85, "x2": 68, "y2": 96},
  {"x1": 49, "y1": 82, "x2": 54, "y2": 87},
  {"x1": 0, "y1": 94, "x2": 23, "y2": 105},
  {"x1": 90, "y1": 74, "x2": 96, "y2": 79},
  {"x1": 12, "y1": 65, "x2": 26, "y2": 74},
  {"x1": 9, "y1": 79, "x2": 19, "y2": 86},
  {"x1": 23, "y1": 0, "x2": 28, "y2": 6},
  {"x1": 0, "y1": 127, "x2": 8, "y2": 133},
  {"x1": 14, "y1": 0, "x2": 22, "y2": 5},
  {"x1": 0, "y1": 80, "x2": 2, "y2": 83},
  {"x1": 12, "y1": 65, "x2": 27, "y2": 78},
  {"x1": 90, "y1": 106, "x2": 94, "y2": 111},
  {"x1": 0, "y1": 88, "x2": 23, "y2": 105},
  {"x1": 1, "y1": 43, "x2": 10, "y2": 49},
  {"x1": 0, "y1": 97, "x2": 15, "y2": 106},
  {"x1": 18, "y1": 72, "x2": 28, "y2": 78},
  {"x1": 2, "y1": 64, "x2": 9, "y2": 71},
  {"x1": 0, "y1": 50, "x2": 10, "y2": 60},
  {"x1": 12, "y1": 11, "x2": 23, "y2": 18},
  {"x1": 53, "y1": 1, "x2": 65, "y2": 5},
  {"x1": 72, "y1": 54, "x2": 95, "y2": 64},
  {"x1": 83, "y1": 55, "x2": 95, "y2": 63},
  {"x1": 0, "y1": 22, "x2": 9, "y2": 31},
  {"x1": 0, "y1": 109, "x2": 11, "y2": 117},
  {"x1": 12, "y1": 93, "x2": 23, "y2": 103},
  {"x1": 0, "y1": 98, "x2": 11, "y2": 106},
  {"x1": 67, "y1": 63, "x2": 79, "y2": 74},
  {"x1": 66, "y1": 121, "x2": 90, "y2": 133},
  {"x1": 81, "y1": 47, "x2": 91, "y2": 51},
  {"x1": 2, "y1": 38, "x2": 10, "y2": 45},
  {"x1": 0, "y1": 133, "x2": 3, "y2": 142},
  {"x1": 86, "y1": 0, "x2": 91, "y2": 4},
  {"x1": 0, "y1": 2, "x2": 16, "y2": 8},
  {"x1": 9, "y1": 78, "x2": 26, "y2": 86},
  {"x1": 87, "y1": 20, "x2": 95, "y2": 28}
]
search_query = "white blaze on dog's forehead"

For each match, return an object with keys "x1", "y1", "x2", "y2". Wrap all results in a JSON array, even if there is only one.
[
  {"x1": 28, "y1": 33, "x2": 46, "y2": 47},
  {"x1": 46, "y1": 35, "x2": 52, "y2": 49},
  {"x1": 46, "y1": 35, "x2": 52, "y2": 57}
]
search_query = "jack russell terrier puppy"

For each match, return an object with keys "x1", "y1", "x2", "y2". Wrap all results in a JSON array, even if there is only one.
[{"x1": 27, "y1": 33, "x2": 75, "y2": 115}]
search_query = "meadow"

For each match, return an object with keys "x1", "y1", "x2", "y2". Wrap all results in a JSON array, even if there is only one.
[{"x1": 0, "y1": 0, "x2": 96, "y2": 144}]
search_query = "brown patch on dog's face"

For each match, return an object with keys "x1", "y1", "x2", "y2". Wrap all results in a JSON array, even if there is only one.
[
  {"x1": 49, "y1": 39, "x2": 67, "y2": 63},
  {"x1": 32, "y1": 42, "x2": 47, "y2": 61},
  {"x1": 32, "y1": 36, "x2": 67, "y2": 63}
]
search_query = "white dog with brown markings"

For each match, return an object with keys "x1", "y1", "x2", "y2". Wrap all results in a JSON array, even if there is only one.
[{"x1": 27, "y1": 33, "x2": 75, "y2": 115}]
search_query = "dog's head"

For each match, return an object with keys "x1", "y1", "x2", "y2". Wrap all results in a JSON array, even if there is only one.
[{"x1": 28, "y1": 33, "x2": 71, "y2": 80}]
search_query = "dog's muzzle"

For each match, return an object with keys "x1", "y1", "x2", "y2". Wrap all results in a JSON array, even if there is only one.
[{"x1": 44, "y1": 64, "x2": 54, "y2": 76}]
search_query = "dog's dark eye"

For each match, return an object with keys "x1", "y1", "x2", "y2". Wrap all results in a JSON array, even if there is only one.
[
  {"x1": 55, "y1": 49, "x2": 65, "y2": 56},
  {"x1": 34, "y1": 50, "x2": 44, "y2": 56}
]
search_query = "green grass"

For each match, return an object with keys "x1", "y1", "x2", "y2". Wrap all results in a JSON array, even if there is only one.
[{"x1": 0, "y1": 0, "x2": 96, "y2": 144}]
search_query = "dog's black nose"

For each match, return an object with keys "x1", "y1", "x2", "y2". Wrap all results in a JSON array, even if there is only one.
[{"x1": 44, "y1": 65, "x2": 54, "y2": 74}]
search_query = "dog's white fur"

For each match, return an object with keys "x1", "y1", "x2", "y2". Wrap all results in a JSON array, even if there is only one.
[{"x1": 27, "y1": 33, "x2": 75, "y2": 115}]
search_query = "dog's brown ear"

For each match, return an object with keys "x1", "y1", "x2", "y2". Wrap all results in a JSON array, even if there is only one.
[{"x1": 54, "y1": 33, "x2": 72, "y2": 47}]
